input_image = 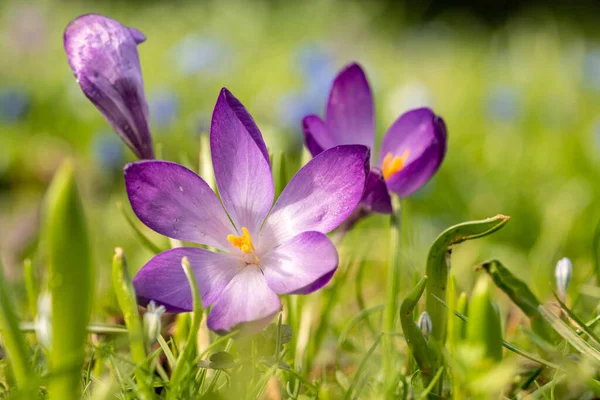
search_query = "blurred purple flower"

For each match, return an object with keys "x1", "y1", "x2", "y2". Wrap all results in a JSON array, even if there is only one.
[
  {"x1": 127, "y1": 89, "x2": 369, "y2": 334},
  {"x1": 485, "y1": 86, "x2": 521, "y2": 123},
  {"x1": 172, "y1": 35, "x2": 233, "y2": 76},
  {"x1": 64, "y1": 14, "x2": 154, "y2": 159},
  {"x1": 149, "y1": 89, "x2": 179, "y2": 129},
  {"x1": 0, "y1": 87, "x2": 29, "y2": 123},
  {"x1": 303, "y1": 63, "x2": 447, "y2": 216},
  {"x1": 91, "y1": 132, "x2": 125, "y2": 170}
]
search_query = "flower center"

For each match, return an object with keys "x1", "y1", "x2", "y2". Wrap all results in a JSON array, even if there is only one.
[
  {"x1": 227, "y1": 227, "x2": 259, "y2": 264},
  {"x1": 382, "y1": 149, "x2": 410, "y2": 180}
]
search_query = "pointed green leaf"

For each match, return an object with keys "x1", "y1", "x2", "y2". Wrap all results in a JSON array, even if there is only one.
[
  {"x1": 478, "y1": 259, "x2": 553, "y2": 341},
  {"x1": 43, "y1": 160, "x2": 94, "y2": 400}
]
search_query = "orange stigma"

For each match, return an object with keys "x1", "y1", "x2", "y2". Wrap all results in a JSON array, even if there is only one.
[
  {"x1": 382, "y1": 149, "x2": 410, "y2": 180},
  {"x1": 227, "y1": 227, "x2": 259, "y2": 263}
]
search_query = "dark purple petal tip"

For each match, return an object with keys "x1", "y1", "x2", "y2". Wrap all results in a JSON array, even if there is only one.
[{"x1": 64, "y1": 14, "x2": 154, "y2": 159}]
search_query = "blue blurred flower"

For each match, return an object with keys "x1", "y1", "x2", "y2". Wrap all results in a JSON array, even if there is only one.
[
  {"x1": 485, "y1": 86, "x2": 521, "y2": 123},
  {"x1": 0, "y1": 87, "x2": 29, "y2": 123},
  {"x1": 277, "y1": 92, "x2": 317, "y2": 132},
  {"x1": 91, "y1": 132, "x2": 125, "y2": 170},
  {"x1": 149, "y1": 89, "x2": 179, "y2": 130},
  {"x1": 171, "y1": 35, "x2": 233, "y2": 76},
  {"x1": 296, "y1": 44, "x2": 336, "y2": 101},
  {"x1": 278, "y1": 44, "x2": 336, "y2": 132},
  {"x1": 583, "y1": 47, "x2": 600, "y2": 91}
]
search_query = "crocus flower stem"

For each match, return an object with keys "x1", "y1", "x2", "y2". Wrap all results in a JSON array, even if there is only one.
[
  {"x1": 112, "y1": 248, "x2": 153, "y2": 400},
  {"x1": 383, "y1": 195, "x2": 402, "y2": 381}
]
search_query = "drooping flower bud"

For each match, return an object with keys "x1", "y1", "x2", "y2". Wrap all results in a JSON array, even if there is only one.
[
  {"x1": 143, "y1": 300, "x2": 166, "y2": 345},
  {"x1": 555, "y1": 257, "x2": 573, "y2": 300},
  {"x1": 64, "y1": 14, "x2": 154, "y2": 159},
  {"x1": 417, "y1": 311, "x2": 432, "y2": 337}
]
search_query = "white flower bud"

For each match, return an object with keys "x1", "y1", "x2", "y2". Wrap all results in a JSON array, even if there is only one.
[
  {"x1": 143, "y1": 300, "x2": 166, "y2": 345},
  {"x1": 417, "y1": 311, "x2": 432, "y2": 337},
  {"x1": 35, "y1": 292, "x2": 52, "y2": 349},
  {"x1": 555, "y1": 257, "x2": 573, "y2": 299}
]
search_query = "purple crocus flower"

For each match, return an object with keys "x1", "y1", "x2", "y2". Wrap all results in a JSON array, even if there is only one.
[
  {"x1": 303, "y1": 63, "x2": 447, "y2": 214},
  {"x1": 127, "y1": 89, "x2": 369, "y2": 334},
  {"x1": 64, "y1": 14, "x2": 154, "y2": 159}
]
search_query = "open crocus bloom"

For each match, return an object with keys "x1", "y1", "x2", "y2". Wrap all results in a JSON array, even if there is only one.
[
  {"x1": 303, "y1": 63, "x2": 447, "y2": 214},
  {"x1": 64, "y1": 14, "x2": 154, "y2": 159},
  {"x1": 127, "y1": 89, "x2": 369, "y2": 333}
]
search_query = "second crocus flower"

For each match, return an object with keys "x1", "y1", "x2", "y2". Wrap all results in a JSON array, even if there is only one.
[{"x1": 303, "y1": 63, "x2": 447, "y2": 215}]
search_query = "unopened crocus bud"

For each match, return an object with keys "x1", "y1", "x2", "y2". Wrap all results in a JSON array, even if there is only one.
[
  {"x1": 555, "y1": 257, "x2": 573, "y2": 300},
  {"x1": 143, "y1": 300, "x2": 166, "y2": 345},
  {"x1": 64, "y1": 14, "x2": 154, "y2": 159},
  {"x1": 417, "y1": 311, "x2": 432, "y2": 337}
]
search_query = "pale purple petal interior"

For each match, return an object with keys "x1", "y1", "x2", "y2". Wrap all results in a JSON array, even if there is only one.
[
  {"x1": 133, "y1": 247, "x2": 245, "y2": 312},
  {"x1": 207, "y1": 266, "x2": 281, "y2": 334},
  {"x1": 260, "y1": 145, "x2": 369, "y2": 249},
  {"x1": 262, "y1": 231, "x2": 338, "y2": 295},
  {"x1": 124, "y1": 160, "x2": 235, "y2": 250}
]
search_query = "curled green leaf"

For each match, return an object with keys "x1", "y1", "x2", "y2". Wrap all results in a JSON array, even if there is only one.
[{"x1": 426, "y1": 215, "x2": 510, "y2": 343}]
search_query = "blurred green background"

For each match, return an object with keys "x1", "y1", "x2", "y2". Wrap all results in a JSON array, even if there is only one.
[{"x1": 1, "y1": 0, "x2": 600, "y2": 319}]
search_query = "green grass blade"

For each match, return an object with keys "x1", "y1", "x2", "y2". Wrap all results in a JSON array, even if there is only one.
[
  {"x1": 168, "y1": 256, "x2": 203, "y2": 399},
  {"x1": 538, "y1": 305, "x2": 600, "y2": 362},
  {"x1": 112, "y1": 248, "x2": 153, "y2": 399},
  {"x1": 0, "y1": 257, "x2": 36, "y2": 393}
]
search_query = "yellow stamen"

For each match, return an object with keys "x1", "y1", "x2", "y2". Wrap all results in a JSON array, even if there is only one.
[
  {"x1": 227, "y1": 227, "x2": 258, "y2": 263},
  {"x1": 382, "y1": 149, "x2": 410, "y2": 180}
]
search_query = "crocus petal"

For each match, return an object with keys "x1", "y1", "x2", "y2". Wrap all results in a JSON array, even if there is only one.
[
  {"x1": 124, "y1": 160, "x2": 234, "y2": 250},
  {"x1": 262, "y1": 231, "x2": 338, "y2": 295},
  {"x1": 325, "y1": 63, "x2": 375, "y2": 150},
  {"x1": 211, "y1": 88, "x2": 274, "y2": 235},
  {"x1": 260, "y1": 145, "x2": 369, "y2": 247},
  {"x1": 207, "y1": 266, "x2": 281, "y2": 334},
  {"x1": 362, "y1": 169, "x2": 393, "y2": 214},
  {"x1": 302, "y1": 115, "x2": 335, "y2": 157},
  {"x1": 221, "y1": 89, "x2": 270, "y2": 165},
  {"x1": 378, "y1": 108, "x2": 447, "y2": 197},
  {"x1": 133, "y1": 247, "x2": 245, "y2": 312},
  {"x1": 64, "y1": 14, "x2": 154, "y2": 159}
]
